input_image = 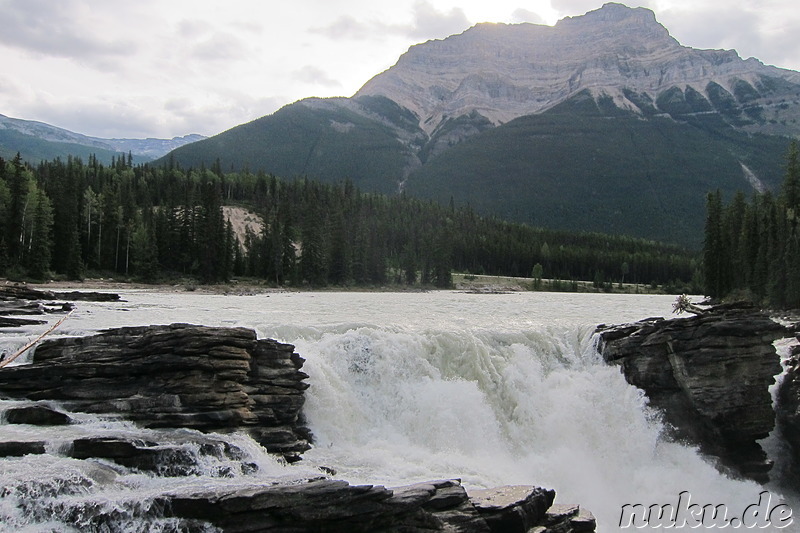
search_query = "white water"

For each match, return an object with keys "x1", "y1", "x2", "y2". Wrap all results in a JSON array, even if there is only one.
[{"x1": 0, "y1": 290, "x2": 795, "y2": 531}]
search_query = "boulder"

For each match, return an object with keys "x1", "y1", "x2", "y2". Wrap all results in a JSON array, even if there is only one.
[
  {"x1": 0, "y1": 441, "x2": 47, "y2": 457},
  {"x1": 470, "y1": 485, "x2": 554, "y2": 532},
  {"x1": 596, "y1": 302, "x2": 786, "y2": 482},
  {"x1": 4, "y1": 405, "x2": 72, "y2": 425}
]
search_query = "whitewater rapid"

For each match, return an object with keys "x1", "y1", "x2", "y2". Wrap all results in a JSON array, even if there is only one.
[{"x1": 0, "y1": 290, "x2": 793, "y2": 531}]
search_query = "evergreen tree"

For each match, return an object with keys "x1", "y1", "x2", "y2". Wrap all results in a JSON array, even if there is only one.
[
  {"x1": 5, "y1": 153, "x2": 28, "y2": 264},
  {"x1": 131, "y1": 216, "x2": 160, "y2": 281},
  {"x1": 27, "y1": 188, "x2": 54, "y2": 280},
  {"x1": 65, "y1": 226, "x2": 84, "y2": 280},
  {"x1": 782, "y1": 140, "x2": 800, "y2": 211},
  {"x1": 703, "y1": 190, "x2": 724, "y2": 298}
]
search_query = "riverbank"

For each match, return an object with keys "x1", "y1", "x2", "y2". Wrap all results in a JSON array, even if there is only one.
[{"x1": 8, "y1": 272, "x2": 680, "y2": 297}]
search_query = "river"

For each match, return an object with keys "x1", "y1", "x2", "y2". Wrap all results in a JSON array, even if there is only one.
[{"x1": 0, "y1": 290, "x2": 793, "y2": 531}]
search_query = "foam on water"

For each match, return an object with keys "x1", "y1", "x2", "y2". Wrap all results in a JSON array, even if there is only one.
[{"x1": 294, "y1": 323, "x2": 781, "y2": 531}]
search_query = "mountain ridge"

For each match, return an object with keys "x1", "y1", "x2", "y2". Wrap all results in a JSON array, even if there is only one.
[
  {"x1": 158, "y1": 2, "x2": 800, "y2": 247},
  {"x1": 0, "y1": 113, "x2": 204, "y2": 163},
  {"x1": 354, "y1": 2, "x2": 800, "y2": 136}
]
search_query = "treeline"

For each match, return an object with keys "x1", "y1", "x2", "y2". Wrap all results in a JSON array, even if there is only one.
[
  {"x1": 703, "y1": 141, "x2": 800, "y2": 307},
  {"x1": 0, "y1": 153, "x2": 697, "y2": 288}
]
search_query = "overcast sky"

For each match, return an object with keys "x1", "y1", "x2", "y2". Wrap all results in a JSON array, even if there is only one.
[{"x1": 1, "y1": 0, "x2": 798, "y2": 140}]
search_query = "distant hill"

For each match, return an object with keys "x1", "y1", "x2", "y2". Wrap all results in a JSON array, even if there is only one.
[
  {"x1": 0, "y1": 113, "x2": 204, "y2": 165},
  {"x1": 157, "y1": 3, "x2": 800, "y2": 247}
]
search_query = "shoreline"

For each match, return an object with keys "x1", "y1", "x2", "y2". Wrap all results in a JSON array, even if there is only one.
[{"x1": 10, "y1": 272, "x2": 672, "y2": 297}]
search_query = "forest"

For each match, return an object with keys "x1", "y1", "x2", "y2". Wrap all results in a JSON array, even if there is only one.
[
  {"x1": 0, "y1": 153, "x2": 698, "y2": 289},
  {"x1": 704, "y1": 141, "x2": 800, "y2": 308}
]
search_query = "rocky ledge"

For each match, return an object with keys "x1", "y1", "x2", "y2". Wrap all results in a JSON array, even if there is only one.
[
  {"x1": 0, "y1": 283, "x2": 118, "y2": 329},
  {"x1": 0, "y1": 323, "x2": 311, "y2": 460},
  {"x1": 0, "y1": 284, "x2": 121, "y2": 302},
  {"x1": 165, "y1": 478, "x2": 595, "y2": 532},
  {"x1": 596, "y1": 302, "x2": 788, "y2": 482}
]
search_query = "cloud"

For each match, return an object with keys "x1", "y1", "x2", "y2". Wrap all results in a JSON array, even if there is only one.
[
  {"x1": 317, "y1": 1, "x2": 470, "y2": 43},
  {"x1": 190, "y1": 32, "x2": 246, "y2": 62},
  {"x1": 655, "y1": 3, "x2": 800, "y2": 70},
  {"x1": 293, "y1": 66, "x2": 343, "y2": 89},
  {"x1": 0, "y1": 0, "x2": 137, "y2": 66},
  {"x1": 0, "y1": 77, "x2": 22, "y2": 100},
  {"x1": 407, "y1": 1, "x2": 471, "y2": 39},
  {"x1": 658, "y1": 6, "x2": 761, "y2": 51},
  {"x1": 317, "y1": 15, "x2": 376, "y2": 40},
  {"x1": 511, "y1": 9, "x2": 547, "y2": 25},
  {"x1": 13, "y1": 97, "x2": 156, "y2": 139}
]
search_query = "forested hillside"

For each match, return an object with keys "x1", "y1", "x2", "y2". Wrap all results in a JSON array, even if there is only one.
[
  {"x1": 0, "y1": 154, "x2": 696, "y2": 289},
  {"x1": 703, "y1": 141, "x2": 800, "y2": 308}
]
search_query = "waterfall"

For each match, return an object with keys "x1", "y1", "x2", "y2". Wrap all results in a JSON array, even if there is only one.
[{"x1": 0, "y1": 290, "x2": 794, "y2": 531}]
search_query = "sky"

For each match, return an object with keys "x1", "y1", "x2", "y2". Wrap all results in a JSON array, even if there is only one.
[{"x1": 1, "y1": 0, "x2": 798, "y2": 140}]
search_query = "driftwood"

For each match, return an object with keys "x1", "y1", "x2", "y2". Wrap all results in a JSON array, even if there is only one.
[
  {"x1": 672, "y1": 294, "x2": 707, "y2": 315},
  {"x1": 0, "y1": 310, "x2": 73, "y2": 368}
]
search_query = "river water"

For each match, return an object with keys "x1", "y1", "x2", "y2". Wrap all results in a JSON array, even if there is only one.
[{"x1": 0, "y1": 290, "x2": 794, "y2": 531}]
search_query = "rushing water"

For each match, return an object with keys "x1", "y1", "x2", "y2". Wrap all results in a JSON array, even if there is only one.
[{"x1": 0, "y1": 290, "x2": 795, "y2": 531}]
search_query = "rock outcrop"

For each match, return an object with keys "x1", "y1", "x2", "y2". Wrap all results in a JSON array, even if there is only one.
[
  {"x1": 164, "y1": 479, "x2": 589, "y2": 533},
  {"x1": 777, "y1": 351, "x2": 800, "y2": 479},
  {"x1": 0, "y1": 284, "x2": 116, "y2": 330},
  {"x1": 0, "y1": 284, "x2": 121, "y2": 302},
  {"x1": 596, "y1": 303, "x2": 786, "y2": 482},
  {"x1": 0, "y1": 323, "x2": 311, "y2": 460}
]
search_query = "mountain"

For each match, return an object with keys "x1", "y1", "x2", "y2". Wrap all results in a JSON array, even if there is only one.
[
  {"x1": 355, "y1": 3, "x2": 800, "y2": 138},
  {"x1": 161, "y1": 3, "x2": 800, "y2": 247},
  {"x1": 0, "y1": 114, "x2": 204, "y2": 164}
]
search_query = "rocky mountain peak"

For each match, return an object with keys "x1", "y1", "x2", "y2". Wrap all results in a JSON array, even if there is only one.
[
  {"x1": 353, "y1": 3, "x2": 799, "y2": 136},
  {"x1": 559, "y1": 2, "x2": 656, "y2": 25}
]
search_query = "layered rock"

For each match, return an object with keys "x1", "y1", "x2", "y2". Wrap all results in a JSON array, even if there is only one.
[
  {"x1": 0, "y1": 323, "x2": 311, "y2": 460},
  {"x1": 0, "y1": 284, "x2": 115, "y2": 329},
  {"x1": 596, "y1": 303, "x2": 785, "y2": 482},
  {"x1": 0, "y1": 284, "x2": 120, "y2": 302},
  {"x1": 166, "y1": 478, "x2": 594, "y2": 532}
]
